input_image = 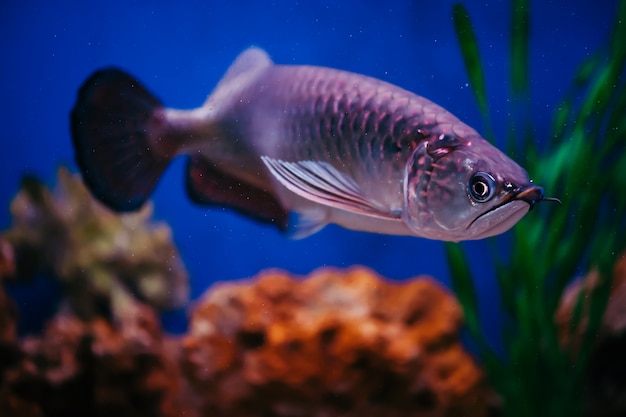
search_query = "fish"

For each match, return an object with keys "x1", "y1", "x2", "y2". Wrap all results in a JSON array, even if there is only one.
[{"x1": 70, "y1": 47, "x2": 557, "y2": 242}]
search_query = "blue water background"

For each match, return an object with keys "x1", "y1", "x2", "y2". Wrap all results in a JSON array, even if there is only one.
[{"x1": 0, "y1": 1, "x2": 617, "y2": 344}]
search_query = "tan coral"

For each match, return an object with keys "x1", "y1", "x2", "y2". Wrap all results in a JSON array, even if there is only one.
[
  {"x1": 1, "y1": 168, "x2": 189, "y2": 316},
  {"x1": 182, "y1": 267, "x2": 493, "y2": 417}
]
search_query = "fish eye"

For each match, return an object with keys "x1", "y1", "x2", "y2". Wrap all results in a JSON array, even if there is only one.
[{"x1": 468, "y1": 172, "x2": 496, "y2": 202}]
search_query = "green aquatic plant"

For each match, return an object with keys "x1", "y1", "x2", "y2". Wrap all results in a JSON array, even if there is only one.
[{"x1": 447, "y1": 1, "x2": 626, "y2": 416}]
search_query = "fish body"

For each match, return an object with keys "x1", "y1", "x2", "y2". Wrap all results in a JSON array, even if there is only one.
[{"x1": 71, "y1": 48, "x2": 549, "y2": 241}]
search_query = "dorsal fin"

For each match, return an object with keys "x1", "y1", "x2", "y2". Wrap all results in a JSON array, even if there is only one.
[
  {"x1": 208, "y1": 48, "x2": 273, "y2": 104},
  {"x1": 220, "y1": 47, "x2": 273, "y2": 84}
]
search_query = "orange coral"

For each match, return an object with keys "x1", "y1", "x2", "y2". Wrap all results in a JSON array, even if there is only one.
[
  {"x1": 556, "y1": 251, "x2": 626, "y2": 347},
  {"x1": 182, "y1": 267, "x2": 492, "y2": 417},
  {"x1": 556, "y1": 251, "x2": 626, "y2": 417},
  {"x1": 0, "y1": 238, "x2": 16, "y2": 279},
  {"x1": 0, "y1": 286, "x2": 16, "y2": 343},
  {"x1": 0, "y1": 266, "x2": 493, "y2": 416},
  {"x1": 0, "y1": 298, "x2": 193, "y2": 417}
]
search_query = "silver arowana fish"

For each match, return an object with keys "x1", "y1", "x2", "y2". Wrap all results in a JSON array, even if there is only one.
[{"x1": 71, "y1": 47, "x2": 556, "y2": 242}]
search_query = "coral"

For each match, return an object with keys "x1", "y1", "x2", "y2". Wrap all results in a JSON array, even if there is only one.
[
  {"x1": 0, "y1": 294, "x2": 194, "y2": 417},
  {"x1": 1, "y1": 167, "x2": 189, "y2": 317},
  {"x1": 0, "y1": 266, "x2": 491, "y2": 417},
  {"x1": 0, "y1": 286, "x2": 17, "y2": 344},
  {"x1": 0, "y1": 238, "x2": 16, "y2": 279},
  {"x1": 0, "y1": 287, "x2": 20, "y2": 414},
  {"x1": 182, "y1": 267, "x2": 493, "y2": 417},
  {"x1": 556, "y1": 253, "x2": 626, "y2": 347},
  {"x1": 556, "y1": 252, "x2": 626, "y2": 417}
]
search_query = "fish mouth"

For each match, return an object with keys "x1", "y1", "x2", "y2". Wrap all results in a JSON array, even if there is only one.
[
  {"x1": 513, "y1": 184, "x2": 546, "y2": 210},
  {"x1": 507, "y1": 183, "x2": 561, "y2": 208},
  {"x1": 467, "y1": 184, "x2": 554, "y2": 234},
  {"x1": 486, "y1": 184, "x2": 546, "y2": 216}
]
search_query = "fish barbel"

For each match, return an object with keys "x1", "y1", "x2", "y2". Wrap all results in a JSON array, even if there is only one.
[{"x1": 71, "y1": 47, "x2": 555, "y2": 241}]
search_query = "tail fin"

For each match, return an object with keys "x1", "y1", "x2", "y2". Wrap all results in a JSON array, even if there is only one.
[{"x1": 71, "y1": 68, "x2": 171, "y2": 211}]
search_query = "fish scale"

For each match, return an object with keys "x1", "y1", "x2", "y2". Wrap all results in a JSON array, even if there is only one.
[{"x1": 260, "y1": 68, "x2": 427, "y2": 196}]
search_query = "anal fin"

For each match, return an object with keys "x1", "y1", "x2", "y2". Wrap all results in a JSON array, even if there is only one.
[{"x1": 186, "y1": 156, "x2": 288, "y2": 230}]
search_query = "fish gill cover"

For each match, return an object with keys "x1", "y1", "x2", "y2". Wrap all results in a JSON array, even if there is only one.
[{"x1": 446, "y1": 0, "x2": 626, "y2": 416}]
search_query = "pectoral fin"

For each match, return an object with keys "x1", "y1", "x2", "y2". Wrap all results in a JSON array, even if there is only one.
[
  {"x1": 285, "y1": 210, "x2": 328, "y2": 239},
  {"x1": 261, "y1": 157, "x2": 397, "y2": 220}
]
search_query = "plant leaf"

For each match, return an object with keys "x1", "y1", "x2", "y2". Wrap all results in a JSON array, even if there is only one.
[
  {"x1": 452, "y1": 3, "x2": 493, "y2": 142},
  {"x1": 510, "y1": 0, "x2": 530, "y2": 94}
]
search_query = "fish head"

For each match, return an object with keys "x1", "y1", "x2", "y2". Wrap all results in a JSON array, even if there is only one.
[{"x1": 403, "y1": 132, "x2": 544, "y2": 241}]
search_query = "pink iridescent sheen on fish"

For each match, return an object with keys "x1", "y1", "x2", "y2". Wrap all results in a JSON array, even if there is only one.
[{"x1": 71, "y1": 48, "x2": 556, "y2": 242}]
